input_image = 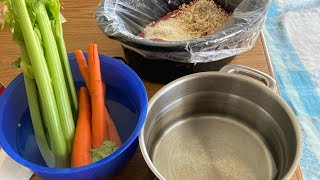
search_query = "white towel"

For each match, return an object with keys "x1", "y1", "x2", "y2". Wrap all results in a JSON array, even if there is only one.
[
  {"x1": 263, "y1": 2, "x2": 320, "y2": 179},
  {"x1": 0, "y1": 149, "x2": 33, "y2": 180}
]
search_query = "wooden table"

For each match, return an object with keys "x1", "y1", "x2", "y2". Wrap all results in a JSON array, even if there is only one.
[{"x1": 0, "y1": 0, "x2": 303, "y2": 179}]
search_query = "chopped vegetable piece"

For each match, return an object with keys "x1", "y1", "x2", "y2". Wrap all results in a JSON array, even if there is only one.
[{"x1": 91, "y1": 140, "x2": 118, "y2": 163}]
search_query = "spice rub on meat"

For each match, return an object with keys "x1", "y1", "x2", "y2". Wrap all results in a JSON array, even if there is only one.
[{"x1": 138, "y1": 0, "x2": 230, "y2": 41}]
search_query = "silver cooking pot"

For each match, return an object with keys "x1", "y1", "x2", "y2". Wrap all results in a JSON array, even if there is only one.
[{"x1": 139, "y1": 65, "x2": 301, "y2": 180}]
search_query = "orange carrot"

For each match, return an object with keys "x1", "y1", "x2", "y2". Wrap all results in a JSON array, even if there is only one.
[
  {"x1": 75, "y1": 45, "x2": 122, "y2": 148},
  {"x1": 105, "y1": 106, "x2": 122, "y2": 147},
  {"x1": 71, "y1": 87, "x2": 92, "y2": 168},
  {"x1": 88, "y1": 44, "x2": 107, "y2": 148},
  {"x1": 75, "y1": 50, "x2": 107, "y2": 95},
  {"x1": 102, "y1": 82, "x2": 106, "y2": 96},
  {"x1": 102, "y1": 85, "x2": 122, "y2": 147},
  {"x1": 74, "y1": 50, "x2": 90, "y2": 89}
]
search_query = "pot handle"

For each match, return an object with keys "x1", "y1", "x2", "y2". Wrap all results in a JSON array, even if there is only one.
[{"x1": 219, "y1": 65, "x2": 277, "y2": 92}]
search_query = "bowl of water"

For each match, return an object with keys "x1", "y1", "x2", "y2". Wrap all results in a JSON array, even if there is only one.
[{"x1": 0, "y1": 53, "x2": 148, "y2": 180}]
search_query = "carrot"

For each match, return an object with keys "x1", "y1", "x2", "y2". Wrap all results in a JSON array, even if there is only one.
[
  {"x1": 105, "y1": 106, "x2": 122, "y2": 147},
  {"x1": 75, "y1": 45, "x2": 122, "y2": 148},
  {"x1": 102, "y1": 85, "x2": 122, "y2": 147},
  {"x1": 87, "y1": 51, "x2": 121, "y2": 147},
  {"x1": 88, "y1": 44, "x2": 108, "y2": 148},
  {"x1": 74, "y1": 50, "x2": 90, "y2": 89},
  {"x1": 75, "y1": 50, "x2": 106, "y2": 97},
  {"x1": 71, "y1": 87, "x2": 91, "y2": 167},
  {"x1": 102, "y1": 82, "x2": 106, "y2": 96}
]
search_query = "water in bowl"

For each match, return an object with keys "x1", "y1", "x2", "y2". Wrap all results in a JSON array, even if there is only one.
[{"x1": 16, "y1": 84, "x2": 139, "y2": 166}]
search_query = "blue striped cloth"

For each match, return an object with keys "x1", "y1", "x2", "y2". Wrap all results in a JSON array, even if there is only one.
[{"x1": 262, "y1": 0, "x2": 320, "y2": 179}]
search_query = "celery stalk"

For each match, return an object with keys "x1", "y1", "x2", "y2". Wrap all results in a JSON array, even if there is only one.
[
  {"x1": 34, "y1": 2, "x2": 75, "y2": 153},
  {"x1": 38, "y1": 91, "x2": 52, "y2": 150},
  {"x1": 34, "y1": 28, "x2": 52, "y2": 149},
  {"x1": 10, "y1": 0, "x2": 68, "y2": 167},
  {"x1": 20, "y1": 43, "x2": 55, "y2": 167},
  {"x1": 53, "y1": 14, "x2": 79, "y2": 118}
]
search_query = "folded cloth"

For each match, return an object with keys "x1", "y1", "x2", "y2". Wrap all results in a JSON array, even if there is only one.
[
  {"x1": 0, "y1": 149, "x2": 33, "y2": 180},
  {"x1": 263, "y1": 1, "x2": 320, "y2": 179}
]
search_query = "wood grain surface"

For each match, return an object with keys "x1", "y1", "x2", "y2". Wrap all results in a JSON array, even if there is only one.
[{"x1": 0, "y1": 0, "x2": 303, "y2": 179}]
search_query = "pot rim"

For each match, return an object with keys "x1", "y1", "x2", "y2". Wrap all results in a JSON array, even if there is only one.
[{"x1": 139, "y1": 71, "x2": 302, "y2": 180}]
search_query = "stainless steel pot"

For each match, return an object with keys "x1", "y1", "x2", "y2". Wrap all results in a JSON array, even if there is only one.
[{"x1": 139, "y1": 65, "x2": 301, "y2": 180}]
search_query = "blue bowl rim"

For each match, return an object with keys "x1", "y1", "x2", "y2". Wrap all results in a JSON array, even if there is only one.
[{"x1": 0, "y1": 54, "x2": 148, "y2": 174}]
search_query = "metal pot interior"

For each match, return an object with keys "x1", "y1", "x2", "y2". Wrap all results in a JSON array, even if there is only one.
[{"x1": 141, "y1": 72, "x2": 300, "y2": 180}]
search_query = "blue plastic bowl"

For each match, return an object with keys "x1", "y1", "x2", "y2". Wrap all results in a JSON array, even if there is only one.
[{"x1": 0, "y1": 54, "x2": 148, "y2": 180}]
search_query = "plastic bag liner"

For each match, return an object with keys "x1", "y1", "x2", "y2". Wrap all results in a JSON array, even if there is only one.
[{"x1": 95, "y1": 0, "x2": 271, "y2": 63}]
